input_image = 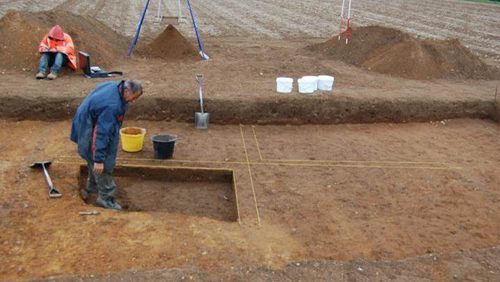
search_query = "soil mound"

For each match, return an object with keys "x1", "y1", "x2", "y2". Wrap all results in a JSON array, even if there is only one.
[
  {"x1": 136, "y1": 25, "x2": 200, "y2": 61},
  {"x1": 309, "y1": 26, "x2": 497, "y2": 80},
  {"x1": 0, "y1": 10, "x2": 128, "y2": 71}
]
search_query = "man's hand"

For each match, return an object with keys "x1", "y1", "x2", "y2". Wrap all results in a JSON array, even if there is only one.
[{"x1": 94, "y1": 163, "x2": 104, "y2": 174}]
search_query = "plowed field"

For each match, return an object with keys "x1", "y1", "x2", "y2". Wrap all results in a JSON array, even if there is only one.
[{"x1": 1, "y1": 0, "x2": 499, "y2": 62}]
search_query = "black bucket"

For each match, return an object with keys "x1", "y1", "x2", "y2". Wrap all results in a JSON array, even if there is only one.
[{"x1": 152, "y1": 134, "x2": 178, "y2": 159}]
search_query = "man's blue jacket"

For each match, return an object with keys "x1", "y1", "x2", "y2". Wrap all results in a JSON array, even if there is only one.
[{"x1": 70, "y1": 80, "x2": 128, "y2": 173}]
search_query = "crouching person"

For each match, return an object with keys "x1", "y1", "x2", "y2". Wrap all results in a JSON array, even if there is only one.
[
  {"x1": 70, "y1": 79, "x2": 143, "y2": 210},
  {"x1": 36, "y1": 25, "x2": 77, "y2": 80}
]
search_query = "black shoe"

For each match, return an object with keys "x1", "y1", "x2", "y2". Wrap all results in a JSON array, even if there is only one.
[{"x1": 96, "y1": 197, "x2": 122, "y2": 211}]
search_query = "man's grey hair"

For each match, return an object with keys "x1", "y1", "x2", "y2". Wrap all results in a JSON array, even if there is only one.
[{"x1": 124, "y1": 79, "x2": 143, "y2": 95}]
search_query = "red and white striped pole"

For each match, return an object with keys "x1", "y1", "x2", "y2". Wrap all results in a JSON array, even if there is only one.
[
  {"x1": 346, "y1": 0, "x2": 352, "y2": 44},
  {"x1": 338, "y1": 0, "x2": 346, "y2": 40}
]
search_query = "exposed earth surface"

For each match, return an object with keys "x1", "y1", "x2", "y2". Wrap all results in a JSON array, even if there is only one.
[{"x1": 0, "y1": 0, "x2": 500, "y2": 281}]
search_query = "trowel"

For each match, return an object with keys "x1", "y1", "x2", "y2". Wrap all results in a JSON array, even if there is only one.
[{"x1": 195, "y1": 74, "x2": 210, "y2": 129}]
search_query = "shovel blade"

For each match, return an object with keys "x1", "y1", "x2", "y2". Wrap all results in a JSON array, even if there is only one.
[
  {"x1": 49, "y1": 188, "x2": 62, "y2": 198},
  {"x1": 195, "y1": 112, "x2": 210, "y2": 129},
  {"x1": 200, "y1": 51, "x2": 210, "y2": 60},
  {"x1": 30, "y1": 161, "x2": 52, "y2": 168}
]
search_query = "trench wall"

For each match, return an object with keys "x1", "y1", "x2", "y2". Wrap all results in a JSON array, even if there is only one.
[{"x1": 0, "y1": 95, "x2": 496, "y2": 124}]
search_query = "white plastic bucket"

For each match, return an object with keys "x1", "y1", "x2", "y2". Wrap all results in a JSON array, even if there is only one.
[
  {"x1": 302, "y1": 76, "x2": 319, "y2": 91},
  {"x1": 318, "y1": 75, "x2": 335, "y2": 91},
  {"x1": 298, "y1": 78, "x2": 316, "y2": 94},
  {"x1": 276, "y1": 77, "x2": 293, "y2": 93}
]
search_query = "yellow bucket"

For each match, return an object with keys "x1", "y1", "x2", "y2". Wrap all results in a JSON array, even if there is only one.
[{"x1": 120, "y1": 127, "x2": 146, "y2": 152}]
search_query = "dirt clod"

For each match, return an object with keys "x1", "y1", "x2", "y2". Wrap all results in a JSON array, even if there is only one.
[
  {"x1": 0, "y1": 10, "x2": 128, "y2": 71},
  {"x1": 308, "y1": 26, "x2": 498, "y2": 80},
  {"x1": 136, "y1": 25, "x2": 199, "y2": 61}
]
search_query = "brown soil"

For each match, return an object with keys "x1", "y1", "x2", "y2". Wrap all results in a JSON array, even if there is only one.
[
  {"x1": 0, "y1": 37, "x2": 498, "y2": 125},
  {"x1": 1, "y1": 119, "x2": 500, "y2": 281},
  {"x1": 1, "y1": 1, "x2": 500, "y2": 281},
  {"x1": 34, "y1": 245, "x2": 500, "y2": 282},
  {"x1": 308, "y1": 26, "x2": 498, "y2": 80},
  {"x1": 135, "y1": 25, "x2": 200, "y2": 61},
  {"x1": 0, "y1": 10, "x2": 129, "y2": 71},
  {"x1": 79, "y1": 166, "x2": 238, "y2": 221}
]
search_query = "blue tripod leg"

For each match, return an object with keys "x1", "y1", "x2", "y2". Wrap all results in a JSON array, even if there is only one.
[{"x1": 186, "y1": 0, "x2": 209, "y2": 60}]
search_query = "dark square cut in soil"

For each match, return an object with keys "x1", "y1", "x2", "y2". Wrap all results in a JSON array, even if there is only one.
[{"x1": 79, "y1": 165, "x2": 238, "y2": 222}]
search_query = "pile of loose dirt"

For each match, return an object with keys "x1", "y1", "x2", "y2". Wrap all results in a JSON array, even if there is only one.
[
  {"x1": 0, "y1": 10, "x2": 129, "y2": 72},
  {"x1": 308, "y1": 26, "x2": 498, "y2": 80},
  {"x1": 136, "y1": 25, "x2": 200, "y2": 61}
]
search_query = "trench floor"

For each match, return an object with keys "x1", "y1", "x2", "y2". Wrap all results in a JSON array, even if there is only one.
[{"x1": 1, "y1": 119, "x2": 500, "y2": 280}]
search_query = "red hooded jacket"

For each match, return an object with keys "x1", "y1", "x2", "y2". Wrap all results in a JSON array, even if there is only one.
[{"x1": 38, "y1": 25, "x2": 77, "y2": 70}]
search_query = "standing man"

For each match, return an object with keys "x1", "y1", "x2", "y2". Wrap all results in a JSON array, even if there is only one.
[
  {"x1": 70, "y1": 79, "x2": 143, "y2": 210},
  {"x1": 36, "y1": 25, "x2": 77, "y2": 80}
]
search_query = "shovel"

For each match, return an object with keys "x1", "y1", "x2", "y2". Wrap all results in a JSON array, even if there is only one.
[
  {"x1": 30, "y1": 161, "x2": 62, "y2": 198},
  {"x1": 195, "y1": 74, "x2": 210, "y2": 129}
]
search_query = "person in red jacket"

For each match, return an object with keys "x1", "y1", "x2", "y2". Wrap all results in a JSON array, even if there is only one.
[{"x1": 36, "y1": 25, "x2": 77, "y2": 80}]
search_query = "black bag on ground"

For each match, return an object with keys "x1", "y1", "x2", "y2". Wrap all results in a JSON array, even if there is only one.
[{"x1": 78, "y1": 51, "x2": 123, "y2": 78}]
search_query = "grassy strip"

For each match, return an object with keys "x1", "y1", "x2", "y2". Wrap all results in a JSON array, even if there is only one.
[{"x1": 458, "y1": 0, "x2": 500, "y2": 4}]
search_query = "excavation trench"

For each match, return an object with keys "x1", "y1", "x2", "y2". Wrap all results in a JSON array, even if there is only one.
[
  {"x1": 0, "y1": 95, "x2": 496, "y2": 124},
  {"x1": 78, "y1": 165, "x2": 239, "y2": 222}
]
